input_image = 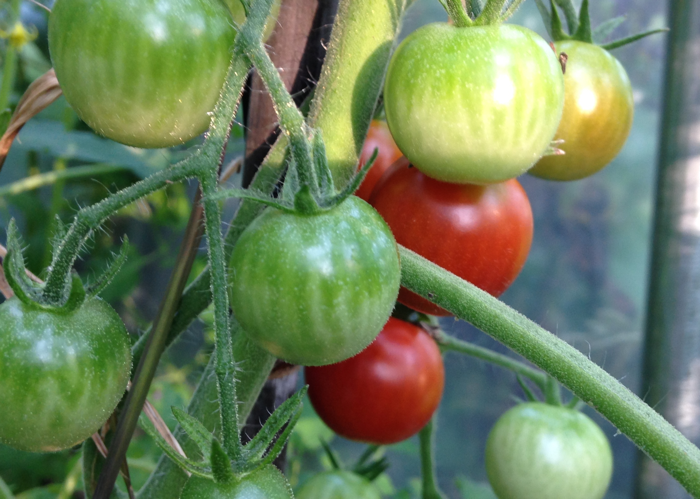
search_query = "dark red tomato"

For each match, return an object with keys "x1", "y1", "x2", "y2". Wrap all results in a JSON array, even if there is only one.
[
  {"x1": 370, "y1": 158, "x2": 533, "y2": 316},
  {"x1": 306, "y1": 317, "x2": 444, "y2": 445},
  {"x1": 355, "y1": 120, "x2": 403, "y2": 202}
]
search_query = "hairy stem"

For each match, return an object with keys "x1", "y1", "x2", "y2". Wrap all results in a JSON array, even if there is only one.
[
  {"x1": 442, "y1": 0, "x2": 472, "y2": 27},
  {"x1": 419, "y1": 416, "x2": 447, "y2": 499},
  {"x1": 399, "y1": 246, "x2": 700, "y2": 496},
  {"x1": 435, "y1": 331, "x2": 547, "y2": 391}
]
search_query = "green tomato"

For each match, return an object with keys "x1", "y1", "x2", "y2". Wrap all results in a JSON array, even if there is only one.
[
  {"x1": 181, "y1": 466, "x2": 293, "y2": 499},
  {"x1": 296, "y1": 471, "x2": 382, "y2": 499},
  {"x1": 384, "y1": 23, "x2": 565, "y2": 184},
  {"x1": 48, "y1": 0, "x2": 235, "y2": 148},
  {"x1": 485, "y1": 403, "x2": 613, "y2": 499},
  {"x1": 0, "y1": 296, "x2": 132, "y2": 452},
  {"x1": 229, "y1": 196, "x2": 400, "y2": 366},
  {"x1": 529, "y1": 41, "x2": 634, "y2": 181}
]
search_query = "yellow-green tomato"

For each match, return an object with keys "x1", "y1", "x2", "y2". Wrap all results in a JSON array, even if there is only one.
[
  {"x1": 229, "y1": 196, "x2": 400, "y2": 366},
  {"x1": 485, "y1": 403, "x2": 613, "y2": 499},
  {"x1": 49, "y1": 0, "x2": 236, "y2": 148},
  {"x1": 384, "y1": 23, "x2": 565, "y2": 185},
  {"x1": 529, "y1": 41, "x2": 634, "y2": 181}
]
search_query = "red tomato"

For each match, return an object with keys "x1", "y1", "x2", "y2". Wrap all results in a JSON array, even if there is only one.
[
  {"x1": 305, "y1": 317, "x2": 444, "y2": 445},
  {"x1": 370, "y1": 158, "x2": 533, "y2": 316},
  {"x1": 355, "y1": 120, "x2": 403, "y2": 202}
]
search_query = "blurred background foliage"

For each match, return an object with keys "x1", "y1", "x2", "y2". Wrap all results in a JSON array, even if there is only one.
[{"x1": 0, "y1": 0, "x2": 667, "y2": 497}]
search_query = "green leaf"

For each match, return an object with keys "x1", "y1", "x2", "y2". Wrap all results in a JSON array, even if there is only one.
[
  {"x1": 238, "y1": 387, "x2": 306, "y2": 467},
  {"x1": 0, "y1": 109, "x2": 11, "y2": 137},
  {"x1": 601, "y1": 28, "x2": 669, "y2": 51},
  {"x1": 210, "y1": 440, "x2": 234, "y2": 484},
  {"x1": 10, "y1": 120, "x2": 176, "y2": 179},
  {"x1": 86, "y1": 236, "x2": 130, "y2": 297},
  {"x1": 138, "y1": 414, "x2": 213, "y2": 479},
  {"x1": 572, "y1": 0, "x2": 592, "y2": 43},
  {"x1": 171, "y1": 406, "x2": 215, "y2": 461},
  {"x1": 553, "y1": 0, "x2": 578, "y2": 33},
  {"x1": 592, "y1": 15, "x2": 627, "y2": 43}
]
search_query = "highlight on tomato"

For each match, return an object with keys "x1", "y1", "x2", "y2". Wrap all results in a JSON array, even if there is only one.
[
  {"x1": 48, "y1": 0, "x2": 236, "y2": 148},
  {"x1": 305, "y1": 317, "x2": 444, "y2": 445},
  {"x1": 370, "y1": 158, "x2": 533, "y2": 316}
]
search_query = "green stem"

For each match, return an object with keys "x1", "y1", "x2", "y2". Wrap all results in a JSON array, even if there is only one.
[
  {"x1": 239, "y1": 35, "x2": 315, "y2": 194},
  {"x1": 199, "y1": 169, "x2": 241, "y2": 461},
  {"x1": 0, "y1": 47, "x2": 17, "y2": 113},
  {"x1": 137, "y1": 331, "x2": 276, "y2": 499},
  {"x1": 92, "y1": 187, "x2": 205, "y2": 499},
  {"x1": 308, "y1": 0, "x2": 407, "y2": 186},
  {"x1": 543, "y1": 375, "x2": 562, "y2": 406},
  {"x1": 443, "y1": 0, "x2": 472, "y2": 27},
  {"x1": 474, "y1": 0, "x2": 507, "y2": 25},
  {"x1": 419, "y1": 416, "x2": 447, "y2": 499},
  {"x1": 399, "y1": 246, "x2": 700, "y2": 496},
  {"x1": 436, "y1": 331, "x2": 547, "y2": 391},
  {"x1": 0, "y1": 164, "x2": 126, "y2": 197}
]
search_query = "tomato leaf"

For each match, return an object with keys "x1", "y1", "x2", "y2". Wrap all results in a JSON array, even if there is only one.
[
  {"x1": 601, "y1": 28, "x2": 669, "y2": 51},
  {"x1": 138, "y1": 414, "x2": 213, "y2": 479},
  {"x1": 210, "y1": 440, "x2": 235, "y2": 484},
  {"x1": 171, "y1": 406, "x2": 215, "y2": 462},
  {"x1": 86, "y1": 236, "x2": 130, "y2": 298},
  {"x1": 572, "y1": 0, "x2": 592, "y2": 43},
  {"x1": 592, "y1": 15, "x2": 627, "y2": 43}
]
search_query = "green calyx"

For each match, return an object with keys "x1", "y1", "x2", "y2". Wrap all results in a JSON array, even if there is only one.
[
  {"x1": 3, "y1": 218, "x2": 131, "y2": 313},
  {"x1": 320, "y1": 440, "x2": 389, "y2": 483},
  {"x1": 516, "y1": 373, "x2": 584, "y2": 411},
  {"x1": 535, "y1": 0, "x2": 667, "y2": 49},
  {"x1": 211, "y1": 130, "x2": 379, "y2": 216},
  {"x1": 139, "y1": 386, "x2": 306, "y2": 481},
  {"x1": 438, "y1": 0, "x2": 528, "y2": 27}
]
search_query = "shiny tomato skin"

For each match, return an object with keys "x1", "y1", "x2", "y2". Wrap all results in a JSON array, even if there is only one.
[
  {"x1": 181, "y1": 466, "x2": 293, "y2": 499},
  {"x1": 306, "y1": 317, "x2": 444, "y2": 445},
  {"x1": 49, "y1": 0, "x2": 235, "y2": 148},
  {"x1": 370, "y1": 159, "x2": 533, "y2": 316},
  {"x1": 229, "y1": 196, "x2": 400, "y2": 366},
  {"x1": 384, "y1": 23, "x2": 564, "y2": 184},
  {"x1": 486, "y1": 403, "x2": 613, "y2": 499},
  {"x1": 296, "y1": 471, "x2": 381, "y2": 499},
  {"x1": 530, "y1": 41, "x2": 634, "y2": 181},
  {"x1": 0, "y1": 297, "x2": 132, "y2": 452},
  {"x1": 356, "y1": 120, "x2": 404, "y2": 202}
]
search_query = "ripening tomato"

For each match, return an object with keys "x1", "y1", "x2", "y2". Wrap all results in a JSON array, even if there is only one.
[
  {"x1": 383, "y1": 23, "x2": 564, "y2": 184},
  {"x1": 306, "y1": 317, "x2": 444, "y2": 445},
  {"x1": 0, "y1": 296, "x2": 131, "y2": 452},
  {"x1": 355, "y1": 120, "x2": 404, "y2": 202},
  {"x1": 486, "y1": 403, "x2": 613, "y2": 499},
  {"x1": 529, "y1": 41, "x2": 634, "y2": 181},
  {"x1": 49, "y1": 0, "x2": 236, "y2": 148},
  {"x1": 370, "y1": 158, "x2": 533, "y2": 316}
]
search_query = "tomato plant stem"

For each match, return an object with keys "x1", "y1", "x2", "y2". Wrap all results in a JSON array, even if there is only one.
[
  {"x1": 308, "y1": 0, "x2": 407, "y2": 185},
  {"x1": 399, "y1": 246, "x2": 700, "y2": 496},
  {"x1": 199, "y1": 169, "x2": 242, "y2": 461},
  {"x1": 0, "y1": 164, "x2": 126, "y2": 197},
  {"x1": 419, "y1": 416, "x2": 447, "y2": 499},
  {"x1": 441, "y1": 0, "x2": 472, "y2": 27},
  {"x1": 435, "y1": 331, "x2": 547, "y2": 391},
  {"x1": 92, "y1": 187, "x2": 205, "y2": 499},
  {"x1": 239, "y1": 34, "x2": 317, "y2": 197}
]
